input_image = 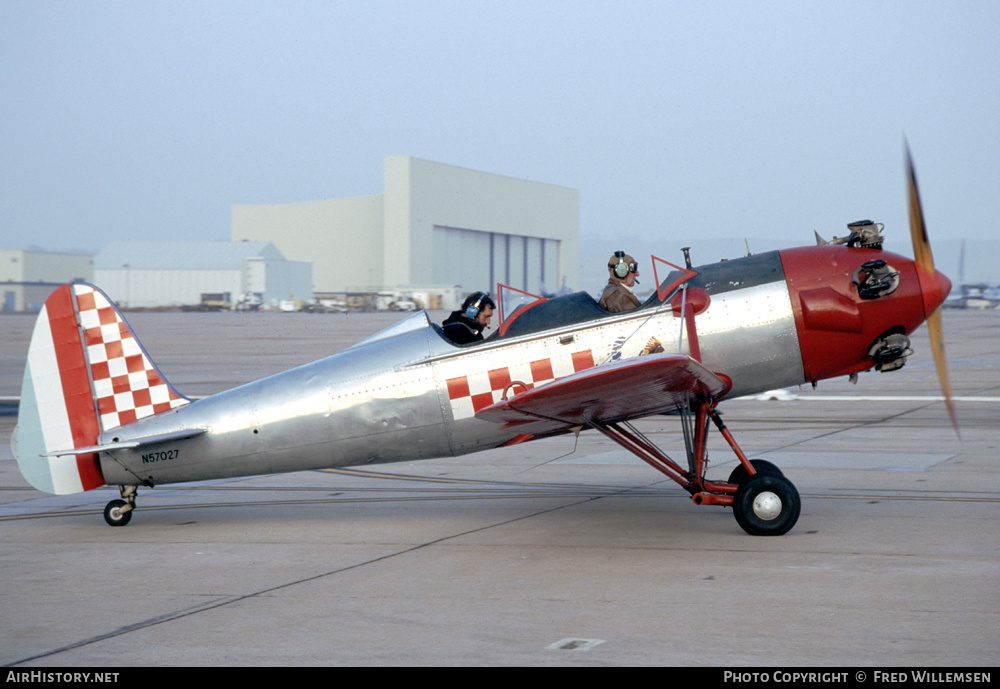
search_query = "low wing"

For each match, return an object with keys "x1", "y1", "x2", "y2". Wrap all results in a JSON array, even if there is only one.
[{"x1": 475, "y1": 353, "x2": 730, "y2": 434}]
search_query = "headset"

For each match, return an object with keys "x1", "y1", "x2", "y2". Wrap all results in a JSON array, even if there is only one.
[
  {"x1": 465, "y1": 291, "x2": 488, "y2": 319},
  {"x1": 610, "y1": 251, "x2": 638, "y2": 279}
]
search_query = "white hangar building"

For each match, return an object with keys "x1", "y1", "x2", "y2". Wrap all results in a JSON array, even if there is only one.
[
  {"x1": 1, "y1": 250, "x2": 93, "y2": 312},
  {"x1": 231, "y1": 156, "x2": 579, "y2": 306},
  {"x1": 94, "y1": 241, "x2": 312, "y2": 309}
]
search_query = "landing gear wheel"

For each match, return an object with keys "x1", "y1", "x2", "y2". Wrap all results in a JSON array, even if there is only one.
[
  {"x1": 727, "y1": 459, "x2": 783, "y2": 486},
  {"x1": 732, "y1": 473, "x2": 800, "y2": 536},
  {"x1": 104, "y1": 499, "x2": 133, "y2": 527}
]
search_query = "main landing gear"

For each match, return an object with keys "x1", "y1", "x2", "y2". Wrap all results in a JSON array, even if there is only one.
[
  {"x1": 103, "y1": 485, "x2": 137, "y2": 526},
  {"x1": 590, "y1": 400, "x2": 801, "y2": 536},
  {"x1": 731, "y1": 472, "x2": 800, "y2": 536}
]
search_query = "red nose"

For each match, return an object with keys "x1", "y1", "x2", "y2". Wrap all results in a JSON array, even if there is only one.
[
  {"x1": 917, "y1": 266, "x2": 952, "y2": 317},
  {"x1": 936, "y1": 270, "x2": 952, "y2": 303}
]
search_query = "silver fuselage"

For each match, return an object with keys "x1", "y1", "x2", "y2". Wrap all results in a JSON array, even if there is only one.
[{"x1": 100, "y1": 252, "x2": 804, "y2": 487}]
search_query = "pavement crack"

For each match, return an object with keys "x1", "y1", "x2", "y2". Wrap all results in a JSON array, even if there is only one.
[{"x1": 6, "y1": 495, "x2": 599, "y2": 667}]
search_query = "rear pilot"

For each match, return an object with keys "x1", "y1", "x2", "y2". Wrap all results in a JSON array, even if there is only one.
[{"x1": 599, "y1": 251, "x2": 641, "y2": 312}]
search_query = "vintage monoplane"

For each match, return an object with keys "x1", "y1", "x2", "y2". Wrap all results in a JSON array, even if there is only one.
[{"x1": 12, "y1": 149, "x2": 956, "y2": 534}]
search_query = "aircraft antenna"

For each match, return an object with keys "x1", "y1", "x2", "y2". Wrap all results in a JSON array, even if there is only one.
[{"x1": 514, "y1": 427, "x2": 582, "y2": 475}]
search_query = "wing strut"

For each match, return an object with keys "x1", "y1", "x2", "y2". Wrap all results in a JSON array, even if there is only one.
[
  {"x1": 590, "y1": 420, "x2": 690, "y2": 487},
  {"x1": 589, "y1": 399, "x2": 742, "y2": 503},
  {"x1": 587, "y1": 398, "x2": 801, "y2": 535}
]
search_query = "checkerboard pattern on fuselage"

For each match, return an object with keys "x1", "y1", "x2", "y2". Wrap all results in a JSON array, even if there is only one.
[{"x1": 445, "y1": 349, "x2": 595, "y2": 420}]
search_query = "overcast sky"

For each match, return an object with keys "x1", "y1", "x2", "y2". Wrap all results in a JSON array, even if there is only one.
[{"x1": 3, "y1": 1, "x2": 998, "y2": 278}]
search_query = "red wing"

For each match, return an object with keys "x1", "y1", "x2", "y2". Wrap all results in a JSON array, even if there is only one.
[{"x1": 475, "y1": 353, "x2": 731, "y2": 433}]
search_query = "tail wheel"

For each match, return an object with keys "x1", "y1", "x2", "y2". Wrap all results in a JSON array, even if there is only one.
[
  {"x1": 732, "y1": 473, "x2": 800, "y2": 536},
  {"x1": 104, "y1": 499, "x2": 133, "y2": 527}
]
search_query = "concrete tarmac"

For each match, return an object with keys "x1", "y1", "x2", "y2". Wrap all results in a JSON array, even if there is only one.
[{"x1": 1, "y1": 309, "x2": 997, "y2": 667}]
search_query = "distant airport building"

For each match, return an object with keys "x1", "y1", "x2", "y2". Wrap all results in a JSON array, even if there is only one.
[
  {"x1": 231, "y1": 156, "x2": 579, "y2": 309},
  {"x1": 0, "y1": 249, "x2": 93, "y2": 311},
  {"x1": 94, "y1": 241, "x2": 312, "y2": 310}
]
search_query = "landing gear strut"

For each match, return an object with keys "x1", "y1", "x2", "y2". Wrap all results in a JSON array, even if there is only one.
[
  {"x1": 104, "y1": 486, "x2": 137, "y2": 527},
  {"x1": 591, "y1": 400, "x2": 800, "y2": 536}
]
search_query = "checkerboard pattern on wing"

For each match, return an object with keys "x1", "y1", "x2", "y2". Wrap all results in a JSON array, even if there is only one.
[
  {"x1": 74, "y1": 285, "x2": 189, "y2": 430},
  {"x1": 447, "y1": 349, "x2": 595, "y2": 420}
]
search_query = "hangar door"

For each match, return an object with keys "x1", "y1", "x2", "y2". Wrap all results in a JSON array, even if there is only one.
[{"x1": 432, "y1": 226, "x2": 560, "y2": 296}]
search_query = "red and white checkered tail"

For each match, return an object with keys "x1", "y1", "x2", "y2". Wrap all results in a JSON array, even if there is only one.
[{"x1": 13, "y1": 283, "x2": 190, "y2": 495}]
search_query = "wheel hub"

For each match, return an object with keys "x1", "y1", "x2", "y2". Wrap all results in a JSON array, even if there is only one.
[{"x1": 752, "y1": 491, "x2": 782, "y2": 521}]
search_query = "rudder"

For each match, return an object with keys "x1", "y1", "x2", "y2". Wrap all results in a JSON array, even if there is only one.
[{"x1": 13, "y1": 283, "x2": 189, "y2": 494}]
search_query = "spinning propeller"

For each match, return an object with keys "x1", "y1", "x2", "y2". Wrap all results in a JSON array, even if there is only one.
[{"x1": 905, "y1": 142, "x2": 959, "y2": 435}]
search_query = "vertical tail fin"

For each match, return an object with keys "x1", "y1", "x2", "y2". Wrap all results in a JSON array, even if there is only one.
[{"x1": 13, "y1": 283, "x2": 189, "y2": 495}]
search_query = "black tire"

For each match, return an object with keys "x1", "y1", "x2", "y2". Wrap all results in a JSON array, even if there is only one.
[
  {"x1": 727, "y1": 459, "x2": 783, "y2": 486},
  {"x1": 104, "y1": 499, "x2": 133, "y2": 527},
  {"x1": 732, "y1": 473, "x2": 800, "y2": 536}
]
